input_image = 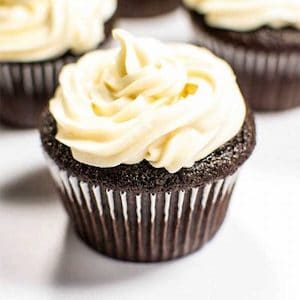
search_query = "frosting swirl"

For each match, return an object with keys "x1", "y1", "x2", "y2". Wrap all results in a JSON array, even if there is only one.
[
  {"x1": 184, "y1": 0, "x2": 300, "y2": 31},
  {"x1": 50, "y1": 29, "x2": 246, "y2": 173},
  {"x1": 0, "y1": 0, "x2": 116, "y2": 62}
]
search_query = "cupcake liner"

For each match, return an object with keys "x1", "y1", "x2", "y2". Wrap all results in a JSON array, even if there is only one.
[
  {"x1": 0, "y1": 17, "x2": 116, "y2": 128},
  {"x1": 47, "y1": 156, "x2": 238, "y2": 262},
  {"x1": 118, "y1": 0, "x2": 180, "y2": 18},
  {"x1": 0, "y1": 55, "x2": 75, "y2": 128},
  {"x1": 192, "y1": 23, "x2": 300, "y2": 111}
]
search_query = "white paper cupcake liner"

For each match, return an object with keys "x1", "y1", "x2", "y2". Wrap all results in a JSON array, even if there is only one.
[{"x1": 47, "y1": 156, "x2": 239, "y2": 262}]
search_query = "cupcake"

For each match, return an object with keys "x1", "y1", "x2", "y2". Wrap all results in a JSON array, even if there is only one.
[
  {"x1": 183, "y1": 0, "x2": 300, "y2": 111},
  {"x1": 0, "y1": 0, "x2": 117, "y2": 128},
  {"x1": 118, "y1": 0, "x2": 181, "y2": 18},
  {"x1": 40, "y1": 29, "x2": 256, "y2": 262}
]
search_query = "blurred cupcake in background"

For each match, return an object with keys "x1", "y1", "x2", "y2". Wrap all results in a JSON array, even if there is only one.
[
  {"x1": 40, "y1": 29, "x2": 256, "y2": 262},
  {"x1": 0, "y1": 0, "x2": 117, "y2": 128},
  {"x1": 118, "y1": 0, "x2": 181, "y2": 18},
  {"x1": 183, "y1": 0, "x2": 300, "y2": 111}
]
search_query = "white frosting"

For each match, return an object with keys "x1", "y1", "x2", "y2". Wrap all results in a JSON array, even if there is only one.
[
  {"x1": 49, "y1": 29, "x2": 246, "y2": 173},
  {"x1": 0, "y1": 0, "x2": 116, "y2": 62},
  {"x1": 184, "y1": 0, "x2": 300, "y2": 31}
]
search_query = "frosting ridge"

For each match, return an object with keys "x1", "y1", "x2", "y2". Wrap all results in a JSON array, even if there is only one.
[{"x1": 50, "y1": 29, "x2": 246, "y2": 173}]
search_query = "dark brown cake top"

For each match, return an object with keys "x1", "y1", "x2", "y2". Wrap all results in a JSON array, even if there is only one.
[
  {"x1": 189, "y1": 10, "x2": 300, "y2": 52},
  {"x1": 40, "y1": 109, "x2": 256, "y2": 192}
]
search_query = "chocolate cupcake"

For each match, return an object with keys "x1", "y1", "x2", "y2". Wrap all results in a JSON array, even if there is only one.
[
  {"x1": 0, "y1": 0, "x2": 117, "y2": 128},
  {"x1": 118, "y1": 0, "x2": 181, "y2": 18},
  {"x1": 183, "y1": 0, "x2": 300, "y2": 111},
  {"x1": 40, "y1": 29, "x2": 256, "y2": 262}
]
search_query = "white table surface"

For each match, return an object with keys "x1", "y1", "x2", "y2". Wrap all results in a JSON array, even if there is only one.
[{"x1": 1, "y1": 9, "x2": 300, "y2": 300}]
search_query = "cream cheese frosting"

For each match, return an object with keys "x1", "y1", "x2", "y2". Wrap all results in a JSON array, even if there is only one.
[
  {"x1": 184, "y1": 0, "x2": 300, "y2": 31},
  {"x1": 0, "y1": 0, "x2": 117, "y2": 62},
  {"x1": 49, "y1": 29, "x2": 246, "y2": 173}
]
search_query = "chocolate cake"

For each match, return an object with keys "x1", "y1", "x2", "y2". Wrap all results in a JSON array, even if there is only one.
[{"x1": 185, "y1": 9, "x2": 300, "y2": 111}]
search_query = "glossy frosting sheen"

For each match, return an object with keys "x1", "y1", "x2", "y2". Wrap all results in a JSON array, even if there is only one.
[
  {"x1": 184, "y1": 0, "x2": 300, "y2": 31},
  {"x1": 50, "y1": 29, "x2": 246, "y2": 173},
  {"x1": 0, "y1": 0, "x2": 116, "y2": 62}
]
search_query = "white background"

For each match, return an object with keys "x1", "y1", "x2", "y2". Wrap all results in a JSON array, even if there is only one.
[{"x1": 1, "y1": 9, "x2": 300, "y2": 300}]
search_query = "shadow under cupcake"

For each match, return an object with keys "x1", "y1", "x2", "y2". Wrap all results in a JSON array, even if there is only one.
[
  {"x1": 40, "y1": 29, "x2": 256, "y2": 262},
  {"x1": 183, "y1": 0, "x2": 300, "y2": 112},
  {"x1": 0, "y1": 0, "x2": 117, "y2": 128}
]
